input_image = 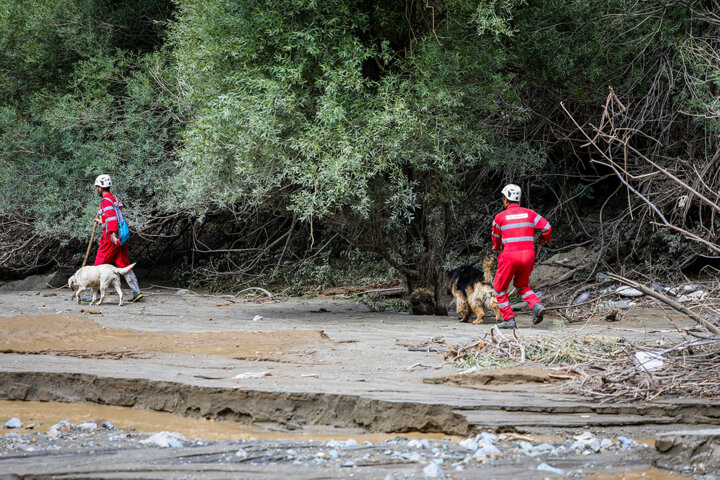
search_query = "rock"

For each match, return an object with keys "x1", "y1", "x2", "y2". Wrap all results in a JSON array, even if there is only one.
[
  {"x1": 235, "y1": 448, "x2": 249, "y2": 458},
  {"x1": 101, "y1": 421, "x2": 115, "y2": 430},
  {"x1": 175, "y1": 289, "x2": 192, "y2": 295},
  {"x1": 600, "y1": 438, "x2": 614, "y2": 450},
  {"x1": 344, "y1": 438, "x2": 358, "y2": 447},
  {"x1": 537, "y1": 463, "x2": 565, "y2": 475},
  {"x1": 655, "y1": 429, "x2": 720, "y2": 475},
  {"x1": 47, "y1": 428, "x2": 60, "y2": 439},
  {"x1": 78, "y1": 421, "x2": 98, "y2": 432},
  {"x1": 408, "y1": 439, "x2": 431, "y2": 450},
  {"x1": 408, "y1": 452, "x2": 423, "y2": 462},
  {"x1": 531, "y1": 246, "x2": 588, "y2": 284},
  {"x1": 140, "y1": 431, "x2": 187, "y2": 448},
  {"x1": 423, "y1": 462, "x2": 444, "y2": 478},
  {"x1": 459, "y1": 438, "x2": 478, "y2": 451},
  {"x1": 475, "y1": 432, "x2": 498, "y2": 444},
  {"x1": 616, "y1": 436, "x2": 638, "y2": 450},
  {"x1": 5, "y1": 418, "x2": 22, "y2": 429}
]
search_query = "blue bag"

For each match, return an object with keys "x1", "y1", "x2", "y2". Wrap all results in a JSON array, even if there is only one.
[{"x1": 110, "y1": 198, "x2": 130, "y2": 245}]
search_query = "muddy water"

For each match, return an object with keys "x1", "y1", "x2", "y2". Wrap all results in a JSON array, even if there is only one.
[
  {"x1": 0, "y1": 315, "x2": 327, "y2": 361},
  {"x1": 588, "y1": 468, "x2": 691, "y2": 480},
  {"x1": 0, "y1": 401, "x2": 458, "y2": 442}
]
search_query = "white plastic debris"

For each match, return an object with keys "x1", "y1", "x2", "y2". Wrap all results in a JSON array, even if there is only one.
[
  {"x1": 459, "y1": 366, "x2": 479, "y2": 375},
  {"x1": 140, "y1": 431, "x2": 187, "y2": 448},
  {"x1": 252, "y1": 315, "x2": 263, "y2": 322},
  {"x1": 423, "y1": 462, "x2": 444, "y2": 478},
  {"x1": 635, "y1": 351, "x2": 664, "y2": 372},
  {"x1": 615, "y1": 286, "x2": 644, "y2": 297},
  {"x1": 234, "y1": 371, "x2": 272, "y2": 380},
  {"x1": 4, "y1": 418, "x2": 21, "y2": 429},
  {"x1": 677, "y1": 290, "x2": 706, "y2": 303},
  {"x1": 537, "y1": 463, "x2": 565, "y2": 475}
]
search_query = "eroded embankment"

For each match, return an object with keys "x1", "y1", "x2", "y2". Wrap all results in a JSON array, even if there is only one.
[{"x1": 0, "y1": 372, "x2": 471, "y2": 436}]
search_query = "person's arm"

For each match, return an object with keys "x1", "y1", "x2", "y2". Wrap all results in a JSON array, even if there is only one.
[
  {"x1": 534, "y1": 214, "x2": 552, "y2": 243},
  {"x1": 491, "y1": 219, "x2": 502, "y2": 251},
  {"x1": 100, "y1": 198, "x2": 119, "y2": 242}
]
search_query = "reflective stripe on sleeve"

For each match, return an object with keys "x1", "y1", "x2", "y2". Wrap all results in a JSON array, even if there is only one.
[
  {"x1": 500, "y1": 222, "x2": 535, "y2": 230},
  {"x1": 541, "y1": 224, "x2": 551, "y2": 232},
  {"x1": 534, "y1": 214, "x2": 542, "y2": 226},
  {"x1": 502, "y1": 236, "x2": 536, "y2": 243},
  {"x1": 104, "y1": 216, "x2": 118, "y2": 222},
  {"x1": 102, "y1": 206, "x2": 114, "y2": 212},
  {"x1": 492, "y1": 233, "x2": 501, "y2": 238}
]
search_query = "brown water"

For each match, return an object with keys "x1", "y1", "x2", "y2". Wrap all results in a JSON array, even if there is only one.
[
  {"x1": 588, "y1": 468, "x2": 692, "y2": 480},
  {"x1": 0, "y1": 315, "x2": 327, "y2": 362},
  {"x1": 0, "y1": 401, "x2": 458, "y2": 442}
]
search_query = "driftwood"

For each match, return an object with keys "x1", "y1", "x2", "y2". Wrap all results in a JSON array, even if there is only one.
[{"x1": 607, "y1": 273, "x2": 720, "y2": 336}]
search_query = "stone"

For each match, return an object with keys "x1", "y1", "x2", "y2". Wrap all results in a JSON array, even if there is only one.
[
  {"x1": 101, "y1": 421, "x2": 115, "y2": 430},
  {"x1": 4, "y1": 418, "x2": 21, "y2": 429},
  {"x1": 423, "y1": 462, "x2": 444, "y2": 478},
  {"x1": 655, "y1": 429, "x2": 720, "y2": 475},
  {"x1": 537, "y1": 463, "x2": 565, "y2": 475},
  {"x1": 408, "y1": 439, "x2": 430, "y2": 450},
  {"x1": 78, "y1": 421, "x2": 98, "y2": 432},
  {"x1": 140, "y1": 431, "x2": 187, "y2": 448}
]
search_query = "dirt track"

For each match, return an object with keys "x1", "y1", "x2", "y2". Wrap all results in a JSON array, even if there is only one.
[{"x1": 0, "y1": 288, "x2": 716, "y2": 478}]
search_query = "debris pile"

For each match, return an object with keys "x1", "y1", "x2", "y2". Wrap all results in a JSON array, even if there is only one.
[{"x1": 445, "y1": 328, "x2": 720, "y2": 402}]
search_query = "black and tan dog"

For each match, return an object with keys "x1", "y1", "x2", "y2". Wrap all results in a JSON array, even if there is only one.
[{"x1": 447, "y1": 257, "x2": 502, "y2": 324}]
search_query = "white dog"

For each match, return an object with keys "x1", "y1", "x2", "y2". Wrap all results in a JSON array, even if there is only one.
[{"x1": 68, "y1": 263, "x2": 136, "y2": 306}]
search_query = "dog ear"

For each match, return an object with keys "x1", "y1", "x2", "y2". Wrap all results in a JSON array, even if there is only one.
[{"x1": 68, "y1": 276, "x2": 76, "y2": 291}]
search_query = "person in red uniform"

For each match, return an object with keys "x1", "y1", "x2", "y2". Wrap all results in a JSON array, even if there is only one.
[
  {"x1": 83, "y1": 174, "x2": 143, "y2": 303},
  {"x1": 491, "y1": 184, "x2": 551, "y2": 329}
]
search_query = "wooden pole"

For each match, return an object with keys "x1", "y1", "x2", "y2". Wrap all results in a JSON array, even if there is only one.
[{"x1": 82, "y1": 219, "x2": 99, "y2": 268}]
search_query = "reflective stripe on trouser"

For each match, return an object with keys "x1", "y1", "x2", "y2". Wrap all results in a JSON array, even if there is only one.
[{"x1": 493, "y1": 248, "x2": 541, "y2": 321}]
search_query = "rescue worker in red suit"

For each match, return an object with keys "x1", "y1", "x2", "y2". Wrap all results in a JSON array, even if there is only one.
[
  {"x1": 82, "y1": 174, "x2": 143, "y2": 303},
  {"x1": 491, "y1": 184, "x2": 551, "y2": 329}
]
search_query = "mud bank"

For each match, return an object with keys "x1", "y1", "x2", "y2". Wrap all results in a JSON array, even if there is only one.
[
  {"x1": 0, "y1": 315, "x2": 327, "y2": 362},
  {"x1": 0, "y1": 372, "x2": 471, "y2": 435}
]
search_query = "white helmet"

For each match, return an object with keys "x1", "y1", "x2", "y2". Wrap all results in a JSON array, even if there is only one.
[
  {"x1": 501, "y1": 184, "x2": 521, "y2": 202},
  {"x1": 94, "y1": 174, "x2": 112, "y2": 188}
]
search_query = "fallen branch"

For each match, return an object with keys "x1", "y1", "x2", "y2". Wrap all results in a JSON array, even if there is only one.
[
  {"x1": 234, "y1": 287, "x2": 273, "y2": 300},
  {"x1": 606, "y1": 273, "x2": 720, "y2": 336}
]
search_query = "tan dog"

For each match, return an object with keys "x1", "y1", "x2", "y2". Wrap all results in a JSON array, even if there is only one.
[
  {"x1": 446, "y1": 257, "x2": 502, "y2": 324},
  {"x1": 68, "y1": 263, "x2": 136, "y2": 306}
]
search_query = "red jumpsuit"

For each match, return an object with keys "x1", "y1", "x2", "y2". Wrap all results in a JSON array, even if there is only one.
[
  {"x1": 94, "y1": 193, "x2": 130, "y2": 268},
  {"x1": 491, "y1": 203, "x2": 551, "y2": 321}
]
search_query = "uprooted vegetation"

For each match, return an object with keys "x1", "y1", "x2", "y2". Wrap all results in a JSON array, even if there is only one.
[{"x1": 438, "y1": 327, "x2": 720, "y2": 403}]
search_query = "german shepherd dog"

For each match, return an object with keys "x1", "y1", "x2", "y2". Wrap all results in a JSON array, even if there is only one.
[{"x1": 446, "y1": 257, "x2": 502, "y2": 324}]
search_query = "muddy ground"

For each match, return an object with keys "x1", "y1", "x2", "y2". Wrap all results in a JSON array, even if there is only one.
[{"x1": 0, "y1": 287, "x2": 717, "y2": 479}]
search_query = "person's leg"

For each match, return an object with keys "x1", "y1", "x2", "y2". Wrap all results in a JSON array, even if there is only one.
[
  {"x1": 493, "y1": 253, "x2": 518, "y2": 327},
  {"x1": 513, "y1": 250, "x2": 545, "y2": 324},
  {"x1": 118, "y1": 245, "x2": 143, "y2": 302}
]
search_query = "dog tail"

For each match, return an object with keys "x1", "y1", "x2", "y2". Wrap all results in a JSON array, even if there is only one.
[
  {"x1": 482, "y1": 256, "x2": 495, "y2": 284},
  {"x1": 114, "y1": 263, "x2": 136, "y2": 275}
]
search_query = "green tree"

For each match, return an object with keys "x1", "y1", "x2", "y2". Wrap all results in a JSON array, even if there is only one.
[{"x1": 168, "y1": 0, "x2": 544, "y2": 311}]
